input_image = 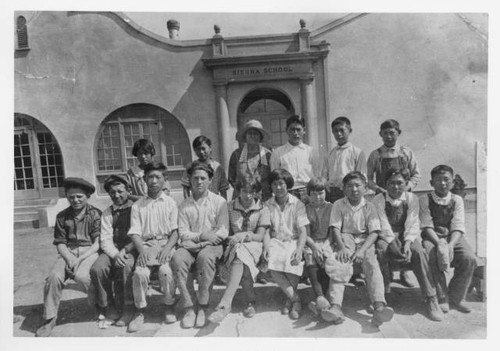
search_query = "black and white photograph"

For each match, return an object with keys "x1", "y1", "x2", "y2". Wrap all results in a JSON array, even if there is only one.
[{"x1": 4, "y1": 0, "x2": 494, "y2": 345}]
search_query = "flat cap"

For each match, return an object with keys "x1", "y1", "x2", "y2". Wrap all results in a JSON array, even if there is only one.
[
  {"x1": 103, "y1": 174, "x2": 131, "y2": 193},
  {"x1": 63, "y1": 177, "x2": 96, "y2": 195}
]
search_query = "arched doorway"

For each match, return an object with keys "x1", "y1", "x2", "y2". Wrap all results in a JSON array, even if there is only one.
[
  {"x1": 237, "y1": 88, "x2": 295, "y2": 150},
  {"x1": 94, "y1": 103, "x2": 192, "y2": 194},
  {"x1": 14, "y1": 114, "x2": 65, "y2": 200}
]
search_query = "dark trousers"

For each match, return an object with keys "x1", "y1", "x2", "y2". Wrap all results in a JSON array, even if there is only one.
[
  {"x1": 376, "y1": 239, "x2": 436, "y2": 297},
  {"x1": 306, "y1": 265, "x2": 330, "y2": 298},
  {"x1": 171, "y1": 245, "x2": 223, "y2": 309},
  {"x1": 422, "y1": 236, "x2": 477, "y2": 303},
  {"x1": 90, "y1": 253, "x2": 135, "y2": 310}
]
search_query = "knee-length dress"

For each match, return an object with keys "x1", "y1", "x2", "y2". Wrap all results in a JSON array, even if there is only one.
[
  {"x1": 265, "y1": 195, "x2": 310, "y2": 276},
  {"x1": 220, "y1": 198, "x2": 270, "y2": 282}
]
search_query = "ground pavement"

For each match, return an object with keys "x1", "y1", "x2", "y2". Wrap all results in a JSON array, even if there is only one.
[{"x1": 13, "y1": 227, "x2": 486, "y2": 338}]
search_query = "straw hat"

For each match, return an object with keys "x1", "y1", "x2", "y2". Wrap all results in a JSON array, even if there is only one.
[{"x1": 236, "y1": 119, "x2": 270, "y2": 144}]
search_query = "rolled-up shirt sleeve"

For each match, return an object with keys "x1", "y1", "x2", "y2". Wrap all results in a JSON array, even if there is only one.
[
  {"x1": 178, "y1": 205, "x2": 201, "y2": 242},
  {"x1": 366, "y1": 203, "x2": 381, "y2": 234},
  {"x1": 100, "y1": 208, "x2": 119, "y2": 258},
  {"x1": 296, "y1": 201, "x2": 310, "y2": 229},
  {"x1": 450, "y1": 195, "x2": 465, "y2": 234},
  {"x1": 404, "y1": 193, "x2": 421, "y2": 242},
  {"x1": 373, "y1": 194, "x2": 395, "y2": 243},
  {"x1": 168, "y1": 199, "x2": 179, "y2": 233},
  {"x1": 53, "y1": 214, "x2": 67, "y2": 246},
  {"x1": 329, "y1": 201, "x2": 343, "y2": 230},
  {"x1": 419, "y1": 195, "x2": 434, "y2": 230},
  {"x1": 127, "y1": 204, "x2": 142, "y2": 237}
]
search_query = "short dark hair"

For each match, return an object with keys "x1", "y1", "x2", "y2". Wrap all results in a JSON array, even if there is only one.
[
  {"x1": 430, "y1": 165, "x2": 454, "y2": 179},
  {"x1": 132, "y1": 139, "x2": 155, "y2": 157},
  {"x1": 187, "y1": 160, "x2": 214, "y2": 179},
  {"x1": 342, "y1": 171, "x2": 367, "y2": 185},
  {"x1": 380, "y1": 119, "x2": 402, "y2": 134},
  {"x1": 269, "y1": 168, "x2": 294, "y2": 190},
  {"x1": 331, "y1": 116, "x2": 352, "y2": 130},
  {"x1": 307, "y1": 176, "x2": 327, "y2": 195},
  {"x1": 384, "y1": 168, "x2": 410, "y2": 184},
  {"x1": 192, "y1": 135, "x2": 212, "y2": 149},
  {"x1": 143, "y1": 161, "x2": 168, "y2": 178},
  {"x1": 286, "y1": 115, "x2": 305, "y2": 129},
  {"x1": 235, "y1": 174, "x2": 262, "y2": 193}
]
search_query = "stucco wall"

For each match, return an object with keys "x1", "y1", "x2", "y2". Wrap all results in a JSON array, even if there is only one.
[
  {"x1": 14, "y1": 11, "x2": 217, "y2": 191},
  {"x1": 316, "y1": 13, "x2": 487, "y2": 189}
]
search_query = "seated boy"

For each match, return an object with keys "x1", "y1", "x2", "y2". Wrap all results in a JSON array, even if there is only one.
[
  {"x1": 126, "y1": 162, "x2": 179, "y2": 333},
  {"x1": 420, "y1": 165, "x2": 477, "y2": 313},
  {"x1": 303, "y1": 177, "x2": 335, "y2": 319},
  {"x1": 322, "y1": 116, "x2": 366, "y2": 204},
  {"x1": 373, "y1": 169, "x2": 443, "y2": 321},
  {"x1": 36, "y1": 177, "x2": 101, "y2": 337},
  {"x1": 367, "y1": 119, "x2": 421, "y2": 288},
  {"x1": 325, "y1": 171, "x2": 394, "y2": 326},
  {"x1": 90, "y1": 175, "x2": 136, "y2": 328},
  {"x1": 172, "y1": 161, "x2": 229, "y2": 329}
]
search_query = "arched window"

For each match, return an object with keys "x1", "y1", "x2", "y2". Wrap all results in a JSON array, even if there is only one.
[
  {"x1": 95, "y1": 103, "x2": 191, "y2": 193},
  {"x1": 16, "y1": 16, "x2": 29, "y2": 50},
  {"x1": 238, "y1": 88, "x2": 295, "y2": 149}
]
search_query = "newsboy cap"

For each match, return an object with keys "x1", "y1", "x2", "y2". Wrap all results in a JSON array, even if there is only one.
[
  {"x1": 103, "y1": 174, "x2": 131, "y2": 193},
  {"x1": 63, "y1": 177, "x2": 96, "y2": 195}
]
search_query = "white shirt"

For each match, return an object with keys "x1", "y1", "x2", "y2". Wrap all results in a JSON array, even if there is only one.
[
  {"x1": 373, "y1": 192, "x2": 420, "y2": 243},
  {"x1": 322, "y1": 142, "x2": 366, "y2": 188},
  {"x1": 266, "y1": 195, "x2": 310, "y2": 241},
  {"x1": 270, "y1": 142, "x2": 317, "y2": 189},
  {"x1": 178, "y1": 191, "x2": 229, "y2": 242},
  {"x1": 127, "y1": 192, "x2": 178, "y2": 240}
]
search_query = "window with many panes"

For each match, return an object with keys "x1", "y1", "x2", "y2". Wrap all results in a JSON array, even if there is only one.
[{"x1": 95, "y1": 104, "x2": 191, "y2": 193}]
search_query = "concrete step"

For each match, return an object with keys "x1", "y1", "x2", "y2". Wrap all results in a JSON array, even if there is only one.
[
  {"x1": 14, "y1": 212, "x2": 38, "y2": 221},
  {"x1": 14, "y1": 219, "x2": 40, "y2": 230}
]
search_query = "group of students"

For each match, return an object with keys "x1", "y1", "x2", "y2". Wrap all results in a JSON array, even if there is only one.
[{"x1": 35, "y1": 114, "x2": 478, "y2": 337}]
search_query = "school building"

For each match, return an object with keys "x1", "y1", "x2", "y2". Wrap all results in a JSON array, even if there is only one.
[{"x1": 14, "y1": 12, "x2": 487, "y2": 248}]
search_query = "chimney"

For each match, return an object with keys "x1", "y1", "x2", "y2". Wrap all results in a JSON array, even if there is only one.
[{"x1": 167, "y1": 19, "x2": 180, "y2": 40}]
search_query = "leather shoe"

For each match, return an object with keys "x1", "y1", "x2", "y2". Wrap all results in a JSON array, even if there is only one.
[
  {"x1": 164, "y1": 305, "x2": 177, "y2": 324},
  {"x1": 195, "y1": 307, "x2": 207, "y2": 328},
  {"x1": 400, "y1": 271, "x2": 415, "y2": 288},
  {"x1": 181, "y1": 308, "x2": 196, "y2": 329},
  {"x1": 35, "y1": 317, "x2": 57, "y2": 337},
  {"x1": 450, "y1": 300, "x2": 472, "y2": 313}
]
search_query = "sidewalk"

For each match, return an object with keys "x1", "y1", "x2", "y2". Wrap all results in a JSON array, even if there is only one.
[{"x1": 13, "y1": 227, "x2": 486, "y2": 338}]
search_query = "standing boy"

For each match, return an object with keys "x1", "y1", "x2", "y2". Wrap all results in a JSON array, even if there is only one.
[
  {"x1": 325, "y1": 171, "x2": 394, "y2": 326},
  {"x1": 270, "y1": 115, "x2": 318, "y2": 202},
  {"x1": 90, "y1": 175, "x2": 136, "y2": 328},
  {"x1": 373, "y1": 169, "x2": 443, "y2": 321},
  {"x1": 172, "y1": 161, "x2": 229, "y2": 329},
  {"x1": 322, "y1": 116, "x2": 366, "y2": 204},
  {"x1": 36, "y1": 178, "x2": 101, "y2": 337},
  {"x1": 367, "y1": 119, "x2": 421, "y2": 287},
  {"x1": 126, "y1": 162, "x2": 179, "y2": 333},
  {"x1": 420, "y1": 165, "x2": 477, "y2": 314}
]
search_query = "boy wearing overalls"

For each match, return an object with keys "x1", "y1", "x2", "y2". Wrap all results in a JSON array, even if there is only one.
[
  {"x1": 420, "y1": 165, "x2": 477, "y2": 314},
  {"x1": 367, "y1": 119, "x2": 421, "y2": 287},
  {"x1": 373, "y1": 169, "x2": 443, "y2": 321}
]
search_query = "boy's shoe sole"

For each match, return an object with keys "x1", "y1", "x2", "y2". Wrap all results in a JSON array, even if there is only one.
[{"x1": 373, "y1": 306, "x2": 394, "y2": 323}]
